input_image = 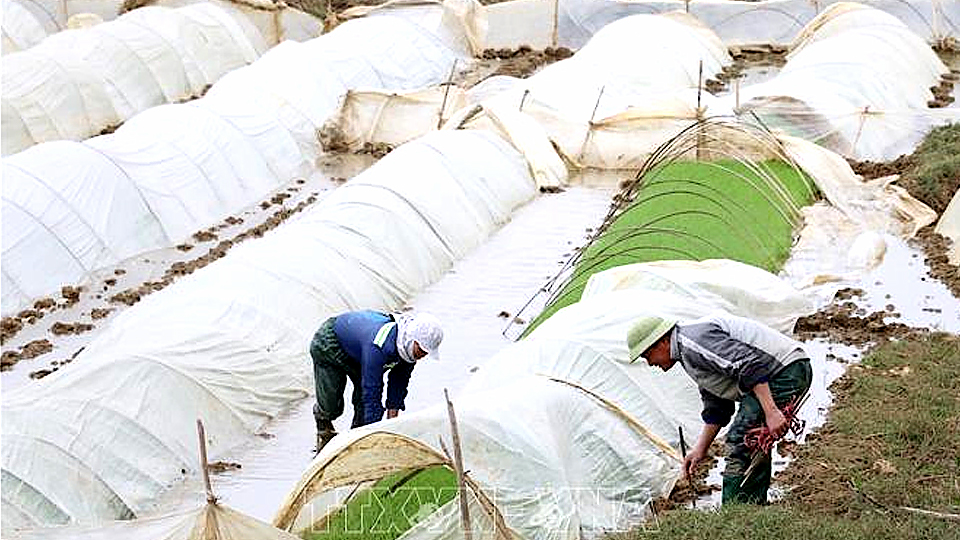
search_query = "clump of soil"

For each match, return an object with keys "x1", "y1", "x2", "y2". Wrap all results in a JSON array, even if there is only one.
[
  {"x1": 927, "y1": 69, "x2": 958, "y2": 108},
  {"x1": 1, "y1": 317, "x2": 23, "y2": 345},
  {"x1": 651, "y1": 441, "x2": 723, "y2": 512},
  {"x1": 318, "y1": 120, "x2": 353, "y2": 154},
  {"x1": 193, "y1": 230, "x2": 218, "y2": 243},
  {"x1": 90, "y1": 308, "x2": 113, "y2": 320},
  {"x1": 358, "y1": 142, "x2": 393, "y2": 159},
  {"x1": 479, "y1": 46, "x2": 573, "y2": 78},
  {"x1": 912, "y1": 229, "x2": 960, "y2": 299},
  {"x1": 61, "y1": 286, "x2": 83, "y2": 306},
  {"x1": 846, "y1": 154, "x2": 913, "y2": 182},
  {"x1": 1, "y1": 339, "x2": 54, "y2": 371},
  {"x1": 50, "y1": 322, "x2": 94, "y2": 336},
  {"x1": 208, "y1": 461, "x2": 242, "y2": 473},
  {"x1": 795, "y1": 290, "x2": 923, "y2": 347}
]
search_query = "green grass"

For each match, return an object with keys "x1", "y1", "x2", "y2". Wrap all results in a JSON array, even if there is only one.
[
  {"x1": 528, "y1": 159, "x2": 816, "y2": 333},
  {"x1": 611, "y1": 333, "x2": 960, "y2": 540},
  {"x1": 898, "y1": 123, "x2": 960, "y2": 214},
  {"x1": 303, "y1": 466, "x2": 458, "y2": 540}
]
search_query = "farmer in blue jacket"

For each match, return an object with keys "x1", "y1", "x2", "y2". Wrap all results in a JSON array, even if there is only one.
[{"x1": 310, "y1": 310, "x2": 443, "y2": 451}]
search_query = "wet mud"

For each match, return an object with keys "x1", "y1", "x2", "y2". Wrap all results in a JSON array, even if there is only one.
[
  {"x1": 479, "y1": 46, "x2": 573, "y2": 78},
  {"x1": 705, "y1": 44, "x2": 787, "y2": 94},
  {"x1": 795, "y1": 288, "x2": 926, "y2": 347}
]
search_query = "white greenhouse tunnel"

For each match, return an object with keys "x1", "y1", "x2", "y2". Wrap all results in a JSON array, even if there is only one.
[
  {"x1": 737, "y1": 2, "x2": 960, "y2": 162},
  {"x1": 0, "y1": 0, "x2": 52, "y2": 52},
  {"x1": 463, "y1": 11, "x2": 733, "y2": 170},
  {"x1": 0, "y1": 2, "x2": 472, "y2": 317},
  {"x1": 273, "y1": 261, "x2": 817, "y2": 539},
  {"x1": 0, "y1": 0, "x2": 321, "y2": 53},
  {"x1": 483, "y1": 0, "x2": 960, "y2": 50},
  {"x1": 338, "y1": 11, "x2": 733, "y2": 170},
  {"x1": 1, "y1": 3, "x2": 266, "y2": 156},
  {"x1": 343, "y1": 3, "x2": 957, "y2": 168},
  {"x1": 0, "y1": 129, "x2": 538, "y2": 531}
]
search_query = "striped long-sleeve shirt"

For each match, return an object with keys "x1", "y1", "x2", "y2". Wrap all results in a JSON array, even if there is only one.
[{"x1": 669, "y1": 313, "x2": 808, "y2": 426}]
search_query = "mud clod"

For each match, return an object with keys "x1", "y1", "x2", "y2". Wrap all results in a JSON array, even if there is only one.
[
  {"x1": 90, "y1": 308, "x2": 114, "y2": 320},
  {"x1": 176, "y1": 244, "x2": 194, "y2": 252},
  {"x1": 193, "y1": 230, "x2": 218, "y2": 242},
  {"x1": 61, "y1": 286, "x2": 82, "y2": 305},
  {"x1": 51, "y1": 322, "x2": 94, "y2": 336},
  {"x1": 2, "y1": 317, "x2": 24, "y2": 344},
  {"x1": 208, "y1": 461, "x2": 242, "y2": 473},
  {"x1": 29, "y1": 368, "x2": 55, "y2": 379}
]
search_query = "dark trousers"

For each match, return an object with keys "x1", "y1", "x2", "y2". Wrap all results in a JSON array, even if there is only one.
[
  {"x1": 722, "y1": 358, "x2": 812, "y2": 504},
  {"x1": 310, "y1": 318, "x2": 365, "y2": 429}
]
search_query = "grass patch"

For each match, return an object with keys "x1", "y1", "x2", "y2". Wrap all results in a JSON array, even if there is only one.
[
  {"x1": 898, "y1": 123, "x2": 960, "y2": 214},
  {"x1": 612, "y1": 333, "x2": 960, "y2": 540},
  {"x1": 528, "y1": 159, "x2": 815, "y2": 332},
  {"x1": 304, "y1": 466, "x2": 457, "y2": 540}
]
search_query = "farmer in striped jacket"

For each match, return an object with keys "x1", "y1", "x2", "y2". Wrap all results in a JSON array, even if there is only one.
[
  {"x1": 310, "y1": 310, "x2": 443, "y2": 451},
  {"x1": 627, "y1": 313, "x2": 812, "y2": 504}
]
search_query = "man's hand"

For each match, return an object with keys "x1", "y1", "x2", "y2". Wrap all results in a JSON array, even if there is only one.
[
  {"x1": 753, "y1": 382, "x2": 788, "y2": 439},
  {"x1": 682, "y1": 446, "x2": 706, "y2": 477},
  {"x1": 765, "y1": 408, "x2": 788, "y2": 439},
  {"x1": 386, "y1": 409, "x2": 399, "y2": 419}
]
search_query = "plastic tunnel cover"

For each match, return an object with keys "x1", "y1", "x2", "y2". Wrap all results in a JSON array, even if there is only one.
[
  {"x1": 1, "y1": 129, "x2": 537, "y2": 530},
  {"x1": 0, "y1": 3, "x2": 265, "y2": 156},
  {"x1": 1, "y1": 2, "x2": 470, "y2": 317},
  {"x1": 735, "y1": 2, "x2": 958, "y2": 162},
  {"x1": 274, "y1": 260, "x2": 819, "y2": 540}
]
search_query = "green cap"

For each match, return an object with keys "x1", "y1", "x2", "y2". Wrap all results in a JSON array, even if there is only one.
[{"x1": 627, "y1": 316, "x2": 677, "y2": 362}]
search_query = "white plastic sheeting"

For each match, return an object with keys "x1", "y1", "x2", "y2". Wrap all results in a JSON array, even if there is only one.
[
  {"x1": 11, "y1": 503, "x2": 301, "y2": 540},
  {"x1": 336, "y1": 12, "x2": 731, "y2": 170},
  {"x1": 273, "y1": 260, "x2": 817, "y2": 539},
  {"x1": 483, "y1": 0, "x2": 960, "y2": 50},
  {"x1": 935, "y1": 188, "x2": 960, "y2": 265},
  {"x1": 1, "y1": 0, "x2": 50, "y2": 52},
  {"x1": 735, "y1": 3, "x2": 958, "y2": 162},
  {"x1": 0, "y1": 129, "x2": 537, "y2": 531},
  {"x1": 1, "y1": 2, "x2": 471, "y2": 317},
  {"x1": 157, "y1": 0, "x2": 322, "y2": 44},
  {"x1": 1, "y1": 3, "x2": 266, "y2": 156},
  {"x1": 0, "y1": 0, "x2": 321, "y2": 45},
  {"x1": 468, "y1": 11, "x2": 731, "y2": 170}
]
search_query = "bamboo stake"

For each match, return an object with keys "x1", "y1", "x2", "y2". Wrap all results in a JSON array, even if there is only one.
[
  {"x1": 898, "y1": 506, "x2": 960, "y2": 522},
  {"x1": 444, "y1": 389, "x2": 472, "y2": 540},
  {"x1": 196, "y1": 419, "x2": 217, "y2": 504},
  {"x1": 679, "y1": 426, "x2": 695, "y2": 509},
  {"x1": 437, "y1": 60, "x2": 458, "y2": 129},
  {"x1": 696, "y1": 60, "x2": 704, "y2": 161}
]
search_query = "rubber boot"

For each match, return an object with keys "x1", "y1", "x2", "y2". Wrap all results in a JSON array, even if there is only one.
[
  {"x1": 722, "y1": 472, "x2": 770, "y2": 505},
  {"x1": 314, "y1": 403, "x2": 337, "y2": 454}
]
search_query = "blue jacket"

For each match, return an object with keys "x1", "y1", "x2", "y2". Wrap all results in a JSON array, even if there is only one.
[{"x1": 333, "y1": 310, "x2": 414, "y2": 426}]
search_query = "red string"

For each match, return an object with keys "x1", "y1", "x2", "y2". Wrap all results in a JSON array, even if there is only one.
[{"x1": 744, "y1": 394, "x2": 807, "y2": 454}]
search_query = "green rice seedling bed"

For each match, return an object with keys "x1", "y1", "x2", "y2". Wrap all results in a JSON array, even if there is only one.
[
  {"x1": 528, "y1": 159, "x2": 816, "y2": 333},
  {"x1": 304, "y1": 465, "x2": 457, "y2": 540}
]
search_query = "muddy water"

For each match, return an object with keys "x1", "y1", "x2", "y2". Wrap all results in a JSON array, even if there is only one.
[{"x1": 148, "y1": 176, "x2": 619, "y2": 521}]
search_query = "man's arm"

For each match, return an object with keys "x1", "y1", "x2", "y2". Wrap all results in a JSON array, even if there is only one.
[
  {"x1": 384, "y1": 361, "x2": 414, "y2": 420},
  {"x1": 684, "y1": 423, "x2": 721, "y2": 477},
  {"x1": 753, "y1": 381, "x2": 788, "y2": 438}
]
